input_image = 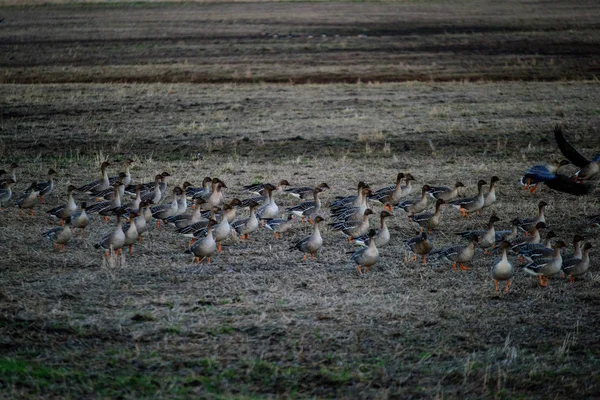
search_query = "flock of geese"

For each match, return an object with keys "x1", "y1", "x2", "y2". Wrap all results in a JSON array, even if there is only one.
[{"x1": 0, "y1": 126, "x2": 597, "y2": 293}]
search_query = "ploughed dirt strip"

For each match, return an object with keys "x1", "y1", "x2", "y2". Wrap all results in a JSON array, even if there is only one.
[{"x1": 1, "y1": 1, "x2": 600, "y2": 83}]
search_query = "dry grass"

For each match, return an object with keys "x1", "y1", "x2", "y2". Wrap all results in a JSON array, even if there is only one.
[{"x1": 0, "y1": 81, "x2": 599, "y2": 398}]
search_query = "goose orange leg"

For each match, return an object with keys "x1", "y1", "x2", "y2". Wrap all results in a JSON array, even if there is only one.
[
  {"x1": 529, "y1": 185, "x2": 538, "y2": 194},
  {"x1": 357, "y1": 265, "x2": 363, "y2": 275},
  {"x1": 494, "y1": 279, "x2": 499, "y2": 292},
  {"x1": 505, "y1": 280, "x2": 511, "y2": 293}
]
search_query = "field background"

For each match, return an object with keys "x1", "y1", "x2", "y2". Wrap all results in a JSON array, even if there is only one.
[{"x1": 1, "y1": 1, "x2": 600, "y2": 398}]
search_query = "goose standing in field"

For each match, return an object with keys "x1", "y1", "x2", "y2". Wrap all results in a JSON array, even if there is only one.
[
  {"x1": 211, "y1": 205, "x2": 235, "y2": 252},
  {"x1": 42, "y1": 224, "x2": 72, "y2": 252},
  {"x1": 187, "y1": 176, "x2": 212, "y2": 206},
  {"x1": 193, "y1": 202, "x2": 239, "y2": 252},
  {"x1": 399, "y1": 173, "x2": 416, "y2": 198},
  {"x1": 207, "y1": 180, "x2": 227, "y2": 209},
  {"x1": 86, "y1": 182, "x2": 123, "y2": 219},
  {"x1": 285, "y1": 182, "x2": 330, "y2": 200},
  {"x1": 94, "y1": 212, "x2": 126, "y2": 258},
  {"x1": 509, "y1": 222, "x2": 546, "y2": 250},
  {"x1": 554, "y1": 125, "x2": 600, "y2": 182},
  {"x1": 265, "y1": 215, "x2": 295, "y2": 239},
  {"x1": 352, "y1": 210, "x2": 393, "y2": 247},
  {"x1": 109, "y1": 158, "x2": 134, "y2": 186},
  {"x1": 456, "y1": 214, "x2": 500, "y2": 254},
  {"x1": 47, "y1": 184, "x2": 78, "y2": 225},
  {"x1": 491, "y1": 241, "x2": 514, "y2": 293},
  {"x1": 432, "y1": 234, "x2": 479, "y2": 271},
  {"x1": 369, "y1": 173, "x2": 406, "y2": 210},
  {"x1": 33, "y1": 168, "x2": 57, "y2": 204},
  {"x1": 256, "y1": 184, "x2": 280, "y2": 221},
  {"x1": 0, "y1": 178, "x2": 15, "y2": 210},
  {"x1": 427, "y1": 181, "x2": 465, "y2": 201},
  {"x1": 186, "y1": 219, "x2": 218, "y2": 263},
  {"x1": 231, "y1": 201, "x2": 260, "y2": 240},
  {"x1": 139, "y1": 176, "x2": 163, "y2": 204},
  {"x1": 448, "y1": 179, "x2": 487, "y2": 218},
  {"x1": 517, "y1": 201, "x2": 548, "y2": 234},
  {"x1": 94, "y1": 172, "x2": 126, "y2": 200},
  {"x1": 409, "y1": 199, "x2": 445, "y2": 234},
  {"x1": 494, "y1": 218, "x2": 520, "y2": 244},
  {"x1": 68, "y1": 202, "x2": 90, "y2": 237},
  {"x1": 289, "y1": 216, "x2": 325, "y2": 260},
  {"x1": 482, "y1": 176, "x2": 500, "y2": 210},
  {"x1": 122, "y1": 212, "x2": 139, "y2": 254},
  {"x1": 562, "y1": 242, "x2": 592, "y2": 282},
  {"x1": 16, "y1": 182, "x2": 40, "y2": 215},
  {"x1": 350, "y1": 229, "x2": 379, "y2": 275},
  {"x1": 166, "y1": 198, "x2": 207, "y2": 229},
  {"x1": 287, "y1": 187, "x2": 324, "y2": 223},
  {"x1": 405, "y1": 232, "x2": 433, "y2": 264},
  {"x1": 562, "y1": 234, "x2": 585, "y2": 264},
  {"x1": 77, "y1": 161, "x2": 111, "y2": 194},
  {"x1": 329, "y1": 208, "x2": 375, "y2": 241},
  {"x1": 394, "y1": 184, "x2": 431, "y2": 217},
  {"x1": 514, "y1": 231, "x2": 557, "y2": 261},
  {"x1": 522, "y1": 240, "x2": 568, "y2": 287},
  {"x1": 244, "y1": 179, "x2": 290, "y2": 196},
  {"x1": 330, "y1": 187, "x2": 372, "y2": 222},
  {"x1": 151, "y1": 187, "x2": 183, "y2": 228},
  {"x1": 132, "y1": 202, "x2": 149, "y2": 241},
  {"x1": 0, "y1": 163, "x2": 19, "y2": 186},
  {"x1": 329, "y1": 181, "x2": 368, "y2": 209},
  {"x1": 176, "y1": 182, "x2": 190, "y2": 215}
]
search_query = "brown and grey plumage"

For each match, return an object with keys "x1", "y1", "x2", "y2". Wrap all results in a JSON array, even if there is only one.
[
  {"x1": 186, "y1": 219, "x2": 218, "y2": 263},
  {"x1": 562, "y1": 242, "x2": 592, "y2": 282},
  {"x1": 285, "y1": 182, "x2": 330, "y2": 199},
  {"x1": 16, "y1": 182, "x2": 39, "y2": 215},
  {"x1": 522, "y1": 240, "x2": 568, "y2": 287},
  {"x1": 491, "y1": 241, "x2": 514, "y2": 293},
  {"x1": 427, "y1": 181, "x2": 464, "y2": 201},
  {"x1": 448, "y1": 179, "x2": 487, "y2": 217},
  {"x1": 405, "y1": 232, "x2": 433, "y2": 264},
  {"x1": 352, "y1": 210, "x2": 393, "y2": 247},
  {"x1": 432, "y1": 234, "x2": 478, "y2": 271},
  {"x1": 42, "y1": 225, "x2": 72, "y2": 252},
  {"x1": 77, "y1": 161, "x2": 111, "y2": 194},
  {"x1": 289, "y1": 216, "x2": 325, "y2": 260},
  {"x1": 410, "y1": 198, "x2": 445, "y2": 233},
  {"x1": 350, "y1": 229, "x2": 379, "y2": 275},
  {"x1": 47, "y1": 184, "x2": 78, "y2": 224},
  {"x1": 0, "y1": 178, "x2": 15, "y2": 210}
]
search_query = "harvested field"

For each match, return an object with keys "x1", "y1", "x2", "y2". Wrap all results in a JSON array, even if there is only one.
[{"x1": 1, "y1": 1, "x2": 600, "y2": 399}]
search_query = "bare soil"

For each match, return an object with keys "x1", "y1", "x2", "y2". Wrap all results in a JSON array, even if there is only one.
[
  {"x1": 1, "y1": 1, "x2": 600, "y2": 399},
  {"x1": 1, "y1": 1, "x2": 600, "y2": 84}
]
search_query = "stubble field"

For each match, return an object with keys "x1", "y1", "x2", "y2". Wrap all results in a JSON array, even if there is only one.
[{"x1": 1, "y1": 1, "x2": 600, "y2": 399}]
